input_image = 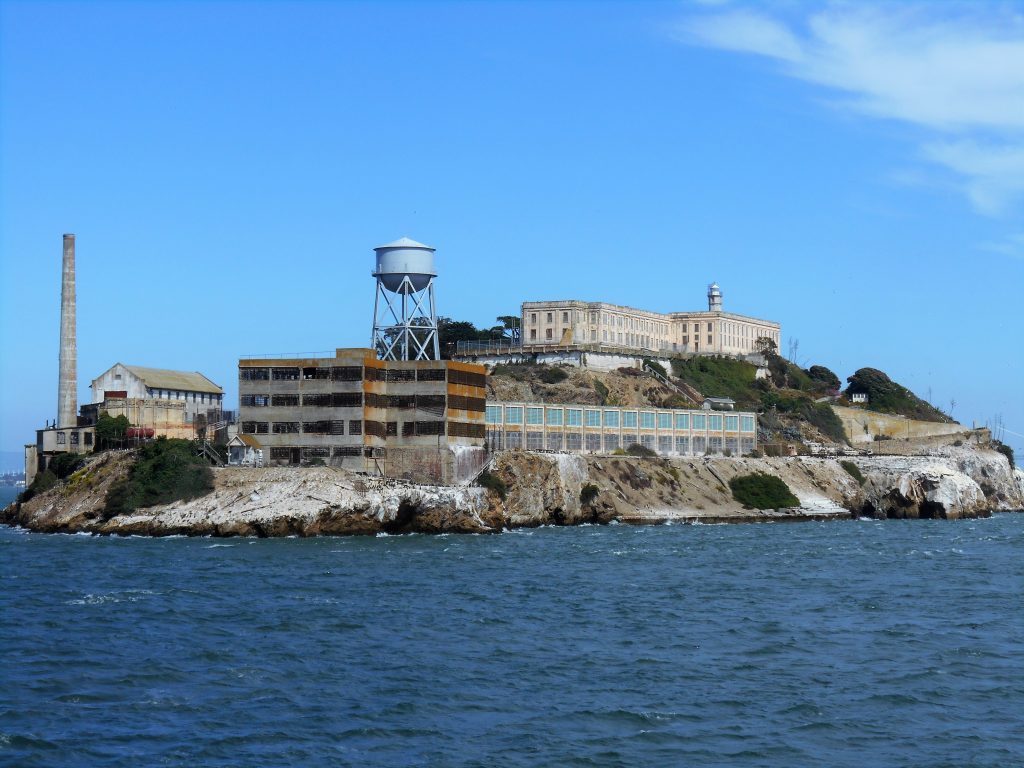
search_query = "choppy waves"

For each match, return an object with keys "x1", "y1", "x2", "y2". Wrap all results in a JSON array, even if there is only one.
[{"x1": 2, "y1": 516, "x2": 1023, "y2": 766}]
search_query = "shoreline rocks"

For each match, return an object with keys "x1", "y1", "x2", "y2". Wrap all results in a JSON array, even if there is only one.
[{"x1": 3, "y1": 447, "x2": 1019, "y2": 537}]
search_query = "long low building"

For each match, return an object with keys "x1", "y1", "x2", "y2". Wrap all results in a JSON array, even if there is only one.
[
  {"x1": 521, "y1": 283, "x2": 780, "y2": 357},
  {"x1": 485, "y1": 401, "x2": 757, "y2": 456}
]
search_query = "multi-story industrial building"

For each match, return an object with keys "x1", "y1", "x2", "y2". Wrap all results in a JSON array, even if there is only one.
[
  {"x1": 238, "y1": 348, "x2": 487, "y2": 483},
  {"x1": 485, "y1": 401, "x2": 757, "y2": 456},
  {"x1": 521, "y1": 283, "x2": 780, "y2": 357}
]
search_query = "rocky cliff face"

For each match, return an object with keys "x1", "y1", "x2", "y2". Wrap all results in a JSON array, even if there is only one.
[
  {"x1": 3, "y1": 446, "x2": 1019, "y2": 537},
  {"x1": 850, "y1": 448, "x2": 1022, "y2": 520}
]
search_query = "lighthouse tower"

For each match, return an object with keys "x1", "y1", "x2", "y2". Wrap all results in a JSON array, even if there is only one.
[{"x1": 707, "y1": 282, "x2": 723, "y2": 312}]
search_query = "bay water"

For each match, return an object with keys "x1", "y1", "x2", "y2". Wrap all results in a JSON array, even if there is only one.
[{"x1": 2, "y1": 486, "x2": 1022, "y2": 767}]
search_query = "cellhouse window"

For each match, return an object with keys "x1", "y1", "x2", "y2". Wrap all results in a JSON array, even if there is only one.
[{"x1": 562, "y1": 312, "x2": 569, "y2": 323}]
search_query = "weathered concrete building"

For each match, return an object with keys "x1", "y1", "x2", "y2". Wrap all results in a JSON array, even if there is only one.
[
  {"x1": 521, "y1": 283, "x2": 780, "y2": 356},
  {"x1": 238, "y1": 348, "x2": 487, "y2": 483},
  {"x1": 90, "y1": 364, "x2": 223, "y2": 422}
]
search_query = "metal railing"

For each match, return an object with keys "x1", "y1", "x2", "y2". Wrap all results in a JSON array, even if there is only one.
[{"x1": 239, "y1": 351, "x2": 337, "y2": 360}]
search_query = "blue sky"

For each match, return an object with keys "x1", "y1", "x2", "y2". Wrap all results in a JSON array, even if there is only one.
[{"x1": 1, "y1": 0, "x2": 1022, "y2": 466}]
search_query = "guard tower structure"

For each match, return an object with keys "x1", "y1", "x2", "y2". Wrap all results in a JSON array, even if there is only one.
[{"x1": 371, "y1": 237, "x2": 440, "y2": 361}]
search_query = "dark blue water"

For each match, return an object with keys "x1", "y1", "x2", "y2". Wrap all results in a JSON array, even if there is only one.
[{"x1": 2, "y1": 497, "x2": 1023, "y2": 767}]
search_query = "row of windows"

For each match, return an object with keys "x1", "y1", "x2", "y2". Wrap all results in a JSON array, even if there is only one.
[
  {"x1": 54, "y1": 431, "x2": 93, "y2": 446},
  {"x1": 527, "y1": 309, "x2": 668, "y2": 334},
  {"x1": 244, "y1": 419, "x2": 482, "y2": 439},
  {"x1": 487, "y1": 430, "x2": 756, "y2": 455},
  {"x1": 269, "y1": 446, "x2": 380, "y2": 461},
  {"x1": 242, "y1": 420, "x2": 364, "y2": 435},
  {"x1": 145, "y1": 388, "x2": 222, "y2": 404},
  {"x1": 486, "y1": 405, "x2": 755, "y2": 432},
  {"x1": 239, "y1": 365, "x2": 458, "y2": 383}
]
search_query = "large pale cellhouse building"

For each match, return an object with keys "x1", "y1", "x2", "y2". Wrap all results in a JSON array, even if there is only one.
[{"x1": 521, "y1": 283, "x2": 780, "y2": 356}]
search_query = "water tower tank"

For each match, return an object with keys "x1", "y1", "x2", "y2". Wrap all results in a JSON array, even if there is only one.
[{"x1": 373, "y1": 237, "x2": 436, "y2": 294}]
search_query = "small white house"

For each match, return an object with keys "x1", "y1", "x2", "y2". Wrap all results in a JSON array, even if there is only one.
[
  {"x1": 227, "y1": 434, "x2": 263, "y2": 466},
  {"x1": 851, "y1": 392, "x2": 869, "y2": 404}
]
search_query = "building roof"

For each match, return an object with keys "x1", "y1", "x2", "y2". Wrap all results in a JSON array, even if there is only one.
[
  {"x1": 229, "y1": 434, "x2": 261, "y2": 448},
  {"x1": 121, "y1": 365, "x2": 223, "y2": 394}
]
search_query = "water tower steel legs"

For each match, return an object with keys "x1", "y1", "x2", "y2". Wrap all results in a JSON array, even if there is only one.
[{"x1": 371, "y1": 275, "x2": 439, "y2": 361}]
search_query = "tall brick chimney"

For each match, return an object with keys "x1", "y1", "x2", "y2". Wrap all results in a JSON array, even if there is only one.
[{"x1": 57, "y1": 233, "x2": 77, "y2": 428}]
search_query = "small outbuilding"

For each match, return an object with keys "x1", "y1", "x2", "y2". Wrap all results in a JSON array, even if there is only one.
[
  {"x1": 702, "y1": 396, "x2": 736, "y2": 411},
  {"x1": 227, "y1": 434, "x2": 263, "y2": 467}
]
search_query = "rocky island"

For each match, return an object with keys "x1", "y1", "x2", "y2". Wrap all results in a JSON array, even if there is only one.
[{"x1": 4, "y1": 440, "x2": 1021, "y2": 537}]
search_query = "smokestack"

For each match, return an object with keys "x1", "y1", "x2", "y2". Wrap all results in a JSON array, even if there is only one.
[{"x1": 57, "y1": 233, "x2": 77, "y2": 428}]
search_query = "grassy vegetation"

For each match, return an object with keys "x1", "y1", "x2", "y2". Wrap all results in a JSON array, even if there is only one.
[
  {"x1": 477, "y1": 470, "x2": 508, "y2": 500},
  {"x1": 845, "y1": 368, "x2": 951, "y2": 423},
  {"x1": 840, "y1": 460, "x2": 866, "y2": 485},
  {"x1": 625, "y1": 443, "x2": 657, "y2": 457},
  {"x1": 579, "y1": 483, "x2": 600, "y2": 505},
  {"x1": 670, "y1": 356, "x2": 759, "y2": 405},
  {"x1": 760, "y1": 392, "x2": 848, "y2": 444},
  {"x1": 103, "y1": 438, "x2": 214, "y2": 517},
  {"x1": 593, "y1": 379, "x2": 610, "y2": 405},
  {"x1": 728, "y1": 473, "x2": 800, "y2": 509}
]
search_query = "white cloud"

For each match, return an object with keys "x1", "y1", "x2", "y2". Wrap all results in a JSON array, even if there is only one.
[
  {"x1": 979, "y1": 232, "x2": 1024, "y2": 260},
  {"x1": 674, "y1": 4, "x2": 1024, "y2": 216}
]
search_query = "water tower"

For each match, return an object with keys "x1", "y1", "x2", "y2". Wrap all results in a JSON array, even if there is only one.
[{"x1": 371, "y1": 237, "x2": 440, "y2": 360}]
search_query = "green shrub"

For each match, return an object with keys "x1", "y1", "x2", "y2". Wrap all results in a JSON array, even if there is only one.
[
  {"x1": 845, "y1": 368, "x2": 951, "y2": 423},
  {"x1": 728, "y1": 472, "x2": 800, "y2": 509},
  {"x1": 94, "y1": 412, "x2": 130, "y2": 450},
  {"x1": 51, "y1": 453, "x2": 87, "y2": 480},
  {"x1": 625, "y1": 443, "x2": 657, "y2": 458},
  {"x1": 996, "y1": 443, "x2": 1015, "y2": 469},
  {"x1": 17, "y1": 469, "x2": 58, "y2": 503},
  {"x1": 593, "y1": 379, "x2": 610, "y2": 405},
  {"x1": 807, "y1": 365, "x2": 841, "y2": 393},
  {"x1": 643, "y1": 358, "x2": 668, "y2": 378},
  {"x1": 539, "y1": 366, "x2": 569, "y2": 384},
  {"x1": 579, "y1": 483, "x2": 599, "y2": 505},
  {"x1": 103, "y1": 438, "x2": 214, "y2": 517},
  {"x1": 840, "y1": 460, "x2": 865, "y2": 485},
  {"x1": 477, "y1": 470, "x2": 507, "y2": 500}
]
